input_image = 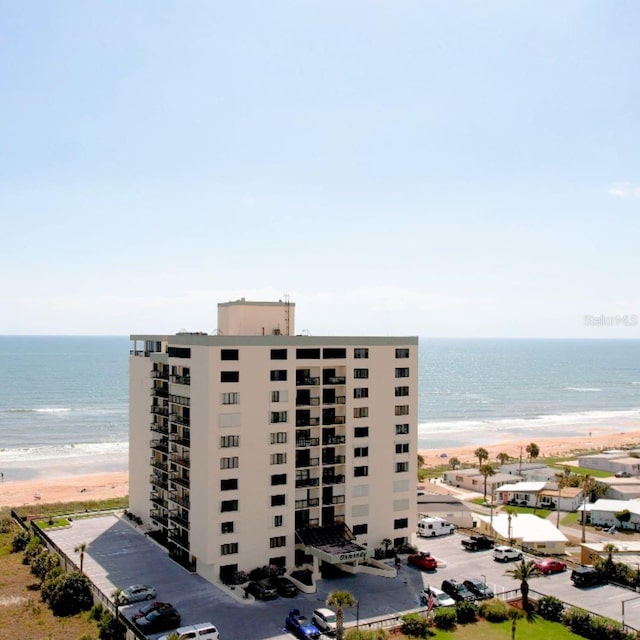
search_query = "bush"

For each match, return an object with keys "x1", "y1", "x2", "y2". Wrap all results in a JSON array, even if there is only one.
[
  {"x1": 42, "y1": 572, "x2": 93, "y2": 616},
  {"x1": 537, "y1": 595, "x2": 564, "y2": 622},
  {"x1": 23, "y1": 535, "x2": 43, "y2": 565},
  {"x1": 98, "y1": 611, "x2": 126, "y2": 640},
  {"x1": 11, "y1": 529, "x2": 31, "y2": 552},
  {"x1": 433, "y1": 607, "x2": 457, "y2": 630},
  {"x1": 0, "y1": 518, "x2": 13, "y2": 533},
  {"x1": 479, "y1": 598, "x2": 509, "y2": 622},
  {"x1": 456, "y1": 600, "x2": 478, "y2": 624},
  {"x1": 400, "y1": 612, "x2": 431, "y2": 637},
  {"x1": 564, "y1": 608, "x2": 593, "y2": 637},
  {"x1": 89, "y1": 603, "x2": 105, "y2": 621},
  {"x1": 30, "y1": 550, "x2": 60, "y2": 582},
  {"x1": 344, "y1": 629, "x2": 389, "y2": 640}
]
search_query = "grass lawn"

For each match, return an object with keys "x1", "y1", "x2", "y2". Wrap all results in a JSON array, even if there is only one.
[
  {"x1": 423, "y1": 617, "x2": 585, "y2": 639},
  {"x1": 37, "y1": 517, "x2": 71, "y2": 529},
  {"x1": 12, "y1": 496, "x2": 128, "y2": 520},
  {"x1": 499, "y1": 505, "x2": 551, "y2": 518},
  {"x1": 549, "y1": 465, "x2": 613, "y2": 478}
]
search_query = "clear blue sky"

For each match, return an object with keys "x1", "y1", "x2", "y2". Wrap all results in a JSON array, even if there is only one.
[{"x1": 2, "y1": 1, "x2": 639, "y2": 337}]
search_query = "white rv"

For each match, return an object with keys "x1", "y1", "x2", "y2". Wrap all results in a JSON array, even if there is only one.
[{"x1": 417, "y1": 517, "x2": 455, "y2": 537}]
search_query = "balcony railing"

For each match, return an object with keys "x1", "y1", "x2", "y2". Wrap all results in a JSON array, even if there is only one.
[
  {"x1": 324, "y1": 376, "x2": 346, "y2": 385},
  {"x1": 170, "y1": 375, "x2": 191, "y2": 385},
  {"x1": 323, "y1": 494, "x2": 345, "y2": 505},
  {"x1": 322, "y1": 415, "x2": 346, "y2": 426},
  {"x1": 296, "y1": 417, "x2": 320, "y2": 427},
  {"x1": 295, "y1": 477, "x2": 320, "y2": 488},
  {"x1": 295, "y1": 457, "x2": 319, "y2": 469},
  {"x1": 296, "y1": 397, "x2": 320, "y2": 406},
  {"x1": 323, "y1": 396, "x2": 346, "y2": 405},
  {"x1": 150, "y1": 474, "x2": 168, "y2": 490},
  {"x1": 151, "y1": 406, "x2": 169, "y2": 417},
  {"x1": 169, "y1": 493, "x2": 191, "y2": 509},
  {"x1": 295, "y1": 498, "x2": 320, "y2": 509},
  {"x1": 171, "y1": 455, "x2": 191, "y2": 468},
  {"x1": 168, "y1": 529, "x2": 190, "y2": 549},
  {"x1": 323, "y1": 435, "x2": 346, "y2": 445},
  {"x1": 296, "y1": 438, "x2": 320, "y2": 448},
  {"x1": 171, "y1": 435, "x2": 191, "y2": 448},
  {"x1": 151, "y1": 370, "x2": 169, "y2": 380},
  {"x1": 150, "y1": 493, "x2": 167, "y2": 508},
  {"x1": 150, "y1": 387, "x2": 169, "y2": 398},
  {"x1": 150, "y1": 422, "x2": 169, "y2": 435},
  {"x1": 150, "y1": 458, "x2": 168, "y2": 472},
  {"x1": 296, "y1": 377, "x2": 320, "y2": 386},
  {"x1": 322, "y1": 474, "x2": 345, "y2": 485},
  {"x1": 169, "y1": 512, "x2": 190, "y2": 529},
  {"x1": 150, "y1": 439, "x2": 169, "y2": 452},
  {"x1": 170, "y1": 413, "x2": 191, "y2": 427},
  {"x1": 170, "y1": 475, "x2": 190, "y2": 489},
  {"x1": 150, "y1": 510, "x2": 169, "y2": 527}
]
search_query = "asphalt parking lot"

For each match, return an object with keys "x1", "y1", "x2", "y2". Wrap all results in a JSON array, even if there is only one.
[{"x1": 48, "y1": 516, "x2": 640, "y2": 638}]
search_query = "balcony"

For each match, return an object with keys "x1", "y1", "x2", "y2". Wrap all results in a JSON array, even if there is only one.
[
  {"x1": 150, "y1": 474, "x2": 168, "y2": 490},
  {"x1": 323, "y1": 396, "x2": 346, "y2": 406},
  {"x1": 150, "y1": 493, "x2": 167, "y2": 508},
  {"x1": 151, "y1": 406, "x2": 169, "y2": 417},
  {"x1": 169, "y1": 512, "x2": 190, "y2": 529},
  {"x1": 171, "y1": 374, "x2": 191, "y2": 385},
  {"x1": 296, "y1": 397, "x2": 320, "y2": 406},
  {"x1": 169, "y1": 493, "x2": 191, "y2": 509},
  {"x1": 170, "y1": 413, "x2": 190, "y2": 427},
  {"x1": 170, "y1": 475, "x2": 190, "y2": 489},
  {"x1": 296, "y1": 437, "x2": 320, "y2": 448},
  {"x1": 151, "y1": 370, "x2": 169, "y2": 380},
  {"x1": 150, "y1": 387, "x2": 169, "y2": 399},
  {"x1": 322, "y1": 455, "x2": 346, "y2": 465},
  {"x1": 295, "y1": 477, "x2": 320, "y2": 488},
  {"x1": 323, "y1": 494, "x2": 345, "y2": 506},
  {"x1": 324, "y1": 376, "x2": 346, "y2": 385},
  {"x1": 150, "y1": 438, "x2": 169, "y2": 453},
  {"x1": 150, "y1": 422, "x2": 169, "y2": 435},
  {"x1": 296, "y1": 417, "x2": 320, "y2": 427},
  {"x1": 322, "y1": 474, "x2": 345, "y2": 485},
  {"x1": 322, "y1": 415, "x2": 346, "y2": 426},
  {"x1": 150, "y1": 510, "x2": 169, "y2": 528},
  {"x1": 295, "y1": 498, "x2": 320, "y2": 509},
  {"x1": 296, "y1": 377, "x2": 320, "y2": 386},
  {"x1": 295, "y1": 457, "x2": 319, "y2": 469},
  {"x1": 168, "y1": 529, "x2": 190, "y2": 550},
  {"x1": 171, "y1": 435, "x2": 191, "y2": 448},
  {"x1": 150, "y1": 458, "x2": 168, "y2": 472},
  {"x1": 323, "y1": 435, "x2": 346, "y2": 445},
  {"x1": 171, "y1": 455, "x2": 191, "y2": 469}
]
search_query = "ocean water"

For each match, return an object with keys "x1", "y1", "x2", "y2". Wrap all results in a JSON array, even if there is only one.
[{"x1": 0, "y1": 336, "x2": 639, "y2": 480}]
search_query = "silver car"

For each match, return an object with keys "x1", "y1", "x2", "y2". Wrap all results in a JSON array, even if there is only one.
[{"x1": 120, "y1": 584, "x2": 157, "y2": 604}]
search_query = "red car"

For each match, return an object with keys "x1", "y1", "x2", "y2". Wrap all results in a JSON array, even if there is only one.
[
  {"x1": 407, "y1": 552, "x2": 437, "y2": 571},
  {"x1": 534, "y1": 558, "x2": 567, "y2": 575}
]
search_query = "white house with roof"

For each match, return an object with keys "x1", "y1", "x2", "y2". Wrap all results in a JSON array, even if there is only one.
[
  {"x1": 495, "y1": 481, "x2": 548, "y2": 506},
  {"x1": 443, "y1": 469, "x2": 521, "y2": 495},
  {"x1": 578, "y1": 451, "x2": 640, "y2": 475},
  {"x1": 476, "y1": 512, "x2": 568, "y2": 554},
  {"x1": 579, "y1": 499, "x2": 640, "y2": 531},
  {"x1": 499, "y1": 463, "x2": 558, "y2": 482},
  {"x1": 598, "y1": 477, "x2": 640, "y2": 501}
]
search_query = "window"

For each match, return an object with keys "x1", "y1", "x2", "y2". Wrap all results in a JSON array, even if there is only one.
[
  {"x1": 221, "y1": 521, "x2": 234, "y2": 534},
  {"x1": 221, "y1": 500, "x2": 238, "y2": 512},
  {"x1": 353, "y1": 387, "x2": 369, "y2": 399},
  {"x1": 354, "y1": 427, "x2": 369, "y2": 438},
  {"x1": 220, "y1": 435, "x2": 240, "y2": 448},
  {"x1": 395, "y1": 386, "x2": 409, "y2": 397},
  {"x1": 395, "y1": 443, "x2": 410, "y2": 454},
  {"x1": 271, "y1": 494, "x2": 286, "y2": 507},
  {"x1": 270, "y1": 431, "x2": 288, "y2": 444},
  {"x1": 394, "y1": 536, "x2": 407, "y2": 547},
  {"x1": 353, "y1": 523, "x2": 368, "y2": 535},
  {"x1": 271, "y1": 348, "x2": 288, "y2": 360},
  {"x1": 270, "y1": 536, "x2": 287, "y2": 548},
  {"x1": 220, "y1": 456, "x2": 239, "y2": 469},
  {"x1": 395, "y1": 405, "x2": 409, "y2": 416},
  {"x1": 352, "y1": 484, "x2": 370, "y2": 498},
  {"x1": 353, "y1": 407, "x2": 369, "y2": 418},
  {"x1": 221, "y1": 371, "x2": 239, "y2": 383},
  {"x1": 395, "y1": 367, "x2": 409, "y2": 378},
  {"x1": 270, "y1": 411, "x2": 288, "y2": 424},
  {"x1": 354, "y1": 348, "x2": 369, "y2": 359},
  {"x1": 221, "y1": 392, "x2": 239, "y2": 405},
  {"x1": 354, "y1": 447, "x2": 369, "y2": 457},
  {"x1": 270, "y1": 453, "x2": 287, "y2": 465},
  {"x1": 221, "y1": 542, "x2": 238, "y2": 555},
  {"x1": 271, "y1": 473, "x2": 287, "y2": 486},
  {"x1": 395, "y1": 348, "x2": 410, "y2": 358},
  {"x1": 394, "y1": 518, "x2": 408, "y2": 529},
  {"x1": 354, "y1": 466, "x2": 369, "y2": 477},
  {"x1": 221, "y1": 349, "x2": 239, "y2": 361},
  {"x1": 353, "y1": 368, "x2": 369, "y2": 379},
  {"x1": 352, "y1": 504, "x2": 369, "y2": 517},
  {"x1": 271, "y1": 390, "x2": 288, "y2": 402},
  {"x1": 396, "y1": 461, "x2": 409, "y2": 472},
  {"x1": 296, "y1": 348, "x2": 320, "y2": 359},
  {"x1": 274, "y1": 515, "x2": 284, "y2": 527},
  {"x1": 220, "y1": 478, "x2": 238, "y2": 491},
  {"x1": 270, "y1": 369, "x2": 287, "y2": 381},
  {"x1": 323, "y1": 348, "x2": 346, "y2": 359},
  {"x1": 395, "y1": 424, "x2": 409, "y2": 435},
  {"x1": 168, "y1": 347, "x2": 191, "y2": 359}
]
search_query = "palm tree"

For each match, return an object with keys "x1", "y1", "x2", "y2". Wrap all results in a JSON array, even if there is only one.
[
  {"x1": 417, "y1": 453, "x2": 425, "y2": 468},
  {"x1": 555, "y1": 466, "x2": 572, "y2": 528},
  {"x1": 506, "y1": 560, "x2": 540, "y2": 611},
  {"x1": 480, "y1": 464, "x2": 496, "y2": 500},
  {"x1": 448, "y1": 456, "x2": 461, "y2": 470},
  {"x1": 326, "y1": 590, "x2": 357, "y2": 640},
  {"x1": 381, "y1": 538, "x2": 392, "y2": 557},
  {"x1": 74, "y1": 542, "x2": 87, "y2": 574},
  {"x1": 496, "y1": 452, "x2": 510, "y2": 466},
  {"x1": 581, "y1": 474, "x2": 596, "y2": 543},
  {"x1": 525, "y1": 442, "x2": 540, "y2": 462},
  {"x1": 508, "y1": 607, "x2": 525, "y2": 640},
  {"x1": 602, "y1": 543, "x2": 618, "y2": 577},
  {"x1": 474, "y1": 447, "x2": 489, "y2": 468}
]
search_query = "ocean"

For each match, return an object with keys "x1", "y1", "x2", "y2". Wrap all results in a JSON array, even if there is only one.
[{"x1": 0, "y1": 336, "x2": 639, "y2": 481}]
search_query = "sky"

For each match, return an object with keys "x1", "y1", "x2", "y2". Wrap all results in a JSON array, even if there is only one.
[{"x1": 1, "y1": 1, "x2": 639, "y2": 338}]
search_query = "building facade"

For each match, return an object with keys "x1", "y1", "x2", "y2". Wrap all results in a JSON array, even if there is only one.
[{"x1": 129, "y1": 299, "x2": 418, "y2": 586}]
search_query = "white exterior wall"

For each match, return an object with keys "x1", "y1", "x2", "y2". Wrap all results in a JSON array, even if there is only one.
[{"x1": 217, "y1": 300, "x2": 295, "y2": 336}]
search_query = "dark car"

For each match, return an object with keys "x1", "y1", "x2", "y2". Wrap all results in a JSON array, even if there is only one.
[
  {"x1": 463, "y1": 578, "x2": 494, "y2": 600},
  {"x1": 285, "y1": 608, "x2": 321, "y2": 639},
  {"x1": 407, "y1": 551, "x2": 438, "y2": 571},
  {"x1": 133, "y1": 605, "x2": 181, "y2": 633},
  {"x1": 246, "y1": 579, "x2": 278, "y2": 600},
  {"x1": 441, "y1": 578, "x2": 475, "y2": 602},
  {"x1": 268, "y1": 576, "x2": 298, "y2": 597},
  {"x1": 571, "y1": 567, "x2": 605, "y2": 587},
  {"x1": 131, "y1": 601, "x2": 173, "y2": 621}
]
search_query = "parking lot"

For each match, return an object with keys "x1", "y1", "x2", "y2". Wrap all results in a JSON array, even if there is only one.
[{"x1": 47, "y1": 515, "x2": 640, "y2": 638}]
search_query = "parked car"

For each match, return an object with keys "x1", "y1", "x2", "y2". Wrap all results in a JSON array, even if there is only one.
[
  {"x1": 285, "y1": 608, "x2": 321, "y2": 639},
  {"x1": 534, "y1": 558, "x2": 567, "y2": 574},
  {"x1": 493, "y1": 546, "x2": 523, "y2": 562},
  {"x1": 120, "y1": 584, "x2": 157, "y2": 604},
  {"x1": 132, "y1": 601, "x2": 173, "y2": 621},
  {"x1": 463, "y1": 578, "x2": 494, "y2": 599},
  {"x1": 461, "y1": 535, "x2": 495, "y2": 551},
  {"x1": 420, "y1": 585, "x2": 455, "y2": 608},
  {"x1": 441, "y1": 578, "x2": 475, "y2": 603},
  {"x1": 158, "y1": 622, "x2": 220, "y2": 640},
  {"x1": 133, "y1": 605, "x2": 181, "y2": 633},
  {"x1": 615, "y1": 471, "x2": 633, "y2": 478},
  {"x1": 571, "y1": 566, "x2": 606, "y2": 587},
  {"x1": 246, "y1": 579, "x2": 278, "y2": 600},
  {"x1": 268, "y1": 575, "x2": 298, "y2": 597},
  {"x1": 407, "y1": 551, "x2": 438, "y2": 571},
  {"x1": 312, "y1": 607, "x2": 337, "y2": 634}
]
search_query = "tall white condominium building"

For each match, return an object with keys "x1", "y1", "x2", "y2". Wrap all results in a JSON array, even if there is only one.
[{"x1": 129, "y1": 299, "x2": 418, "y2": 587}]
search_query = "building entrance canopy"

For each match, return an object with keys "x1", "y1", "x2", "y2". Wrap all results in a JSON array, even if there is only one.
[{"x1": 295, "y1": 522, "x2": 372, "y2": 565}]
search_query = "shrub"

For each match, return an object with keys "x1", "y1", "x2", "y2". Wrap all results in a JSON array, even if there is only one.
[
  {"x1": 344, "y1": 629, "x2": 390, "y2": 640},
  {"x1": 30, "y1": 550, "x2": 59, "y2": 582},
  {"x1": 23, "y1": 535, "x2": 43, "y2": 565},
  {"x1": 98, "y1": 610, "x2": 126, "y2": 640},
  {"x1": 537, "y1": 595, "x2": 564, "y2": 622},
  {"x1": 11, "y1": 529, "x2": 31, "y2": 552},
  {"x1": 89, "y1": 603, "x2": 105, "y2": 621},
  {"x1": 400, "y1": 612, "x2": 431, "y2": 637},
  {"x1": 564, "y1": 608, "x2": 592, "y2": 637},
  {"x1": 456, "y1": 600, "x2": 478, "y2": 624},
  {"x1": 0, "y1": 518, "x2": 13, "y2": 533},
  {"x1": 479, "y1": 598, "x2": 509, "y2": 622},
  {"x1": 433, "y1": 607, "x2": 457, "y2": 630},
  {"x1": 42, "y1": 572, "x2": 93, "y2": 616}
]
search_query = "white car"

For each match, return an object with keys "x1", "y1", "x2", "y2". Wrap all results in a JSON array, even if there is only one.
[
  {"x1": 420, "y1": 586, "x2": 455, "y2": 608},
  {"x1": 493, "y1": 546, "x2": 523, "y2": 562},
  {"x1": 158, "y1": 622, "x2": 220, "y2": 640},
  {"x1": 312, "y1": 607, "x2": 337, "y2": 634},
  {"x1": 120, "y1": 584, "x2": 157, "y2": 604}
]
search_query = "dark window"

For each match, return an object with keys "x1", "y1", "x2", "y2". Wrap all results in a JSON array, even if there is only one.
[
  {"x1": 270, "y1": 370, "x2": 288, "y2": 381},
  {"x1": 354, "y1": 388, "x2": 369, "y2": 399},
  {"x1": 354, "y1": 427, "x2": 369, "y2": 438},
  {"x1": 395, "y1": 424, "x2": 409, "y2": 435},
  {"x1": 353, "y1": 407, "x2": 369, "y2": 418},
  {"x1": 323, "y1": 348, "x2": 346, "y2": 359},
  {"x1": 395, "y1": 405, "x2": 409, "y2": 416},
  {"x1": 271, "y1": 474, "x2": 287, "y2": 486},
  {"x1": 354, "y1": 348, "x2": 369, "y2": 359},
  {"x1": 395, "y1": 367, "x2": 409, "y2": 378},
  {"x1": 353, "y1": 368, "x2": 369, "y2": 379},
  {"x1": 269, "y1": 555, "x2": 286, "y2": 567},
  {"x1": 395, "y1": 443, "x2": 410, "y2": 454},
  {"x1": 221, "y1": 371, "x2": 239, "y2": 383},
  {"x1": 221, "y1": 349, "x2": 239, "y2": 360},
  {"x1": 271, "y1": 494, "x2": 286, "y2": 507},
  {"x1": 168, "y1": 347, "x2": 191, "y2": 359},
  {"x1": 221, "y1": 521, "x2": 234, "y2": 534},
  {"x1": 394, "y1": 536, "x2": 407, "y2": 547},
  {"x1": 220, "y1": 478, "x2": 238, "y2": 491},
  {"x1": 353, "y1": 523, "x2": 368, "y2": 535},
  {"x1": 354, "y1": 447, "x2": 369, "y2": 457},
  {"x1": 296, "y1": 348, "x2": 321, "y2": 359},
  {"x1": 395, "y1": 348, "x2": 410, "y2": 358},
  {"x1": 354, "y1": 466, "x2": 369, "y2": 477},
  {"x1": 270, "y1": 536, "x2": 287, "y2": 548},
  {"x1": 395, "y1": 386, "x2": 409, "y2": 397},
  {"x1": 221, "y1": 500, "x2": 239, "y2": 512},
  {"x1": 395, "y1": 462, "x2": 409, "y2": 472},
  {"x1": 221, "y1": 542, "x2": 238, "y2": 555},
  {"x1": 394, "y1": 518, "x2": 408, "y2": 529},
  {"x1": 271, "y1": 349, "x2": 288, "y2": 360}
]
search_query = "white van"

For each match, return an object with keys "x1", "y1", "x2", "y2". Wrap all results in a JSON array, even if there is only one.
[
  {"x1": 417, "y1": 517, "x2": 455, "y2": 537},
  {"x1": 158, "y1": 622, "x2": 219, "y2": 640}
]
